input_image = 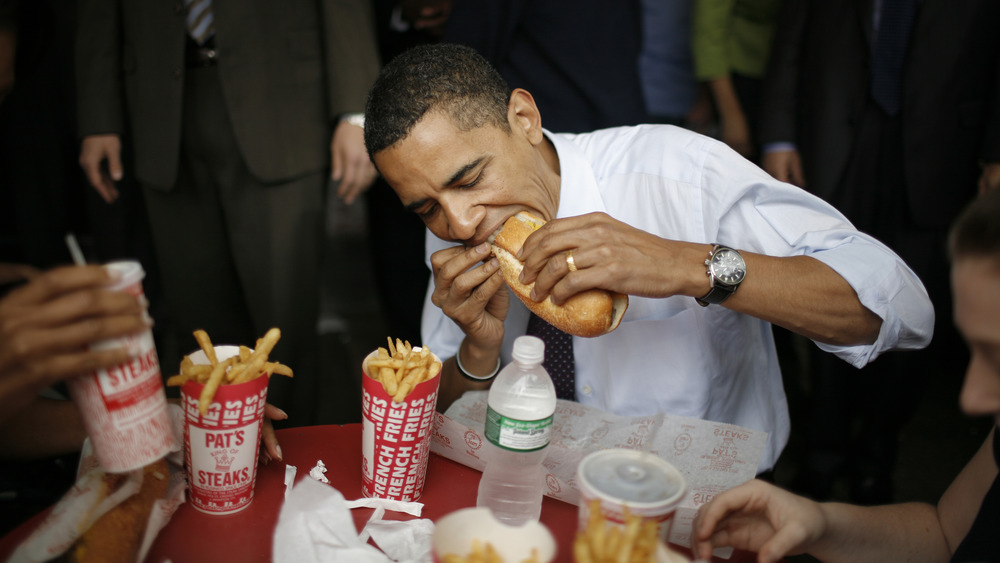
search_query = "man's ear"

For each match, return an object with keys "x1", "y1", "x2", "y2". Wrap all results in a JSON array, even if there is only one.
[{"x1": 508, "y1": 88, "x2": 544, "y2": 145}]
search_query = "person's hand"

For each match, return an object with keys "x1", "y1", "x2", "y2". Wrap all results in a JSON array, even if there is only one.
[
  {"x1": 259, "y1": 403, "x2": 288, "y2": 464},
  {"x1": 0, "y1": 265, "x2": 150, "y2": 420},
  {"x1": 763, "y1": 149, "x2": 806, "y2": 188},
  {"x1": 330, "y1": 121, "x2": 378, "y2": 205},
  {"x1": 0, "y1": 262, "x2": 40, "y2": 286},
  {"x1": 399, "y1": 0, "x2": 452, "y2": 36},
  {"x1": 429, "y1": 243, "x2": 509, "y2": 352},
  {"x1": 79, "y1": 134, "x2": 124, "y2": 203},
  {"x1": 978, "y1": 162, "x2": 1000, "y2": 195},
  {"x1": 691, "y1": 479, "x2": 826, "y2": 563},
  {"x1": 720, "y1": 110, "x2": 754, "y2": 159},
  {"x1": 516, "y1": 212, "x2": 694, "y2": 304}
]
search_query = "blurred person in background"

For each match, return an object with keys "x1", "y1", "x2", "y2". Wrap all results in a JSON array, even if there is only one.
[
  {"x1": 692, "y1": 188, "x2": 1000, "y2": 563},
  {"x1": 692, "y1": 0, "x2": 783, "y2": 161},
  {"x1": 441, "y1": 0, "x2": 649, "y2": 133},
  {"x1": 760, "y1": 0, "x2": 1000, "y2": 504},
  {"x1": 75, "y1": 0, "x2": 381, "y2": 426}
]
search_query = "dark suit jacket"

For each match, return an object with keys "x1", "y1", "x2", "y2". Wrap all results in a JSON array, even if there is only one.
[
  {"x1": 759, "y1": 0, "x2": 1000, "y2": 228},
  {"x1": 75, "y1": 0, "x2": 380, "y2": 190},
  {"x1": 443, "y1": 0, "x2": 648, "y2": 134}
]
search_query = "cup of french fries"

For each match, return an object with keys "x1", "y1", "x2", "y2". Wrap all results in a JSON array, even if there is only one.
[
  {"x1": 432, "y1": 507, "x2": 556, "y2": 563},
  {"x1": 574, "y1": 500, "x2": 691, "y2": 563},
  {"x1": 361, "y1": 337, "x2": 442, "y2": 502},
  {"x1": 168, "y1": 328, "x2": 291, "y2": 514}
]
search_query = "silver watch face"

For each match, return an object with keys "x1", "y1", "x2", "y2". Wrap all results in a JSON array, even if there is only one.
[{"x1": 710, "y1": 248, "x2": 746, "y2": 286}]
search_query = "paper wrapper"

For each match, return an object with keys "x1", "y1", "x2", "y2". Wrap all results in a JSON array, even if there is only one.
[
  {"x1": 66, "y1": 261, "x2": 175, "y2": 473},
  {"x1": 361, "y1": 349, "x2": 441, "y2": 502},
  {"x1": 430, "y1": 391, "x2": 767, "y2": 555},
  {"x1": 181, "y1": 346, "x2": 269, "y2": 515},
  {"x1": 432, "y1": 507, "x2": 556, "y2": 563},
  {"x1": 8, "y1": 405, "x2": 187, "y2": 563}
]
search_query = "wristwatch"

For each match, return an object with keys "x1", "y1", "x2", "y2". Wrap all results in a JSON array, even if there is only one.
[{"x1": 696, "y1": 244, "x2": 746, "y2": 307}]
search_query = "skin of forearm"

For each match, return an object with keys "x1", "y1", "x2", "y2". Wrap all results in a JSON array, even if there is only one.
[
  {"x1": 729, "y1": 254, "x2": 881, "y2": 346},
  {"x1": 809, "y1": 502, "x2": 951, "y2": 563},
  {"x1": 0, "y1": 398, "x2": 87, "y2": 459}
]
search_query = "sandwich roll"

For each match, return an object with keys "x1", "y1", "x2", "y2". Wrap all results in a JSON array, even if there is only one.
[
  {"x1": 489, "y1": 212, "x2": 628, "y2": 338},
  {"x1": 69, "y1": 457, "x2": 170, "y2": 563}
]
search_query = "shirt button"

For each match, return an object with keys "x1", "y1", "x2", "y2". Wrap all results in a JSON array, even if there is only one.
[{"x1": 582, "y1": 385, "x2": 592, "y2": 395}]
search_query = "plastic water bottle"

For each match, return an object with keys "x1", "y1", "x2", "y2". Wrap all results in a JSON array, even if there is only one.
[{"x1": 476, "y1": 335, "x2": 557, "y2": 525}]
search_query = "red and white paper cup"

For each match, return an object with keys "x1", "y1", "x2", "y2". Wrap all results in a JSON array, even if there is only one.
[
  {"x1": 361, "y1": 348, "x2": 441, "y2": 502},
  {"x1": 66, "y1": 260, "x2": 175, "y2": 473},
  {"x1": 577, "y1": 448, "x2": 687, "y2": 544},
  {"x1": 180, "y1": 345, "x2": 269, "y2": 515}
]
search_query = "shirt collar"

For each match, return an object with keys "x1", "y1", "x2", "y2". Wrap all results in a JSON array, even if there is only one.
[{"x1": 545, "y1": 130, "x2": 608, "y2": 219}]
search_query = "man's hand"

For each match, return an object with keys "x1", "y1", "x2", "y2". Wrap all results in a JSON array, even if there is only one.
[
  {"x1": 430, "y1": 243, "x2": 509, "y2": 353},
  {"x1": 0, "y1": 265, "x2": 150, "y2": 421},
  {"x1": 517, "y1": 213, "x2": 699, "y2": 304},
  {"x1": 978, "y1": 162, "x2": 1000, "y2": 195},
  {"x1": 330, "y1": 121, "x2": 378, "y2": 205},
  {"x1": 79, "y1": 134, "x2": 124, "y2": 203},
  {"x1": 763, "y1": 149, "x2": 806, "y2": 188}
]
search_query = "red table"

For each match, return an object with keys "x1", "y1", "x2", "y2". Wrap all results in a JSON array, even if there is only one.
[{"x1": 0, "y1": 424, "x2": 757, "y2": 562}]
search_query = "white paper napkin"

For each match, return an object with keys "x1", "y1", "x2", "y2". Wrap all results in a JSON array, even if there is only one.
[{"x1": 272, "y1": 476, "x2": 434, "y2": 563}]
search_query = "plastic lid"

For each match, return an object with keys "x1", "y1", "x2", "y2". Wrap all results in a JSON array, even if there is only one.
[
  {"x1": 512, "y1": 335, "x2": 544, "y2": 365},
  {"x1": 579, "y1": 449, "x2": 685, "y2": 507}
]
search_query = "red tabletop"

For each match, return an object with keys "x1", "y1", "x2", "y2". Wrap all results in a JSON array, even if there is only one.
[{"x1": 0, "y1": 424, "x2": 758, "y2": 562}]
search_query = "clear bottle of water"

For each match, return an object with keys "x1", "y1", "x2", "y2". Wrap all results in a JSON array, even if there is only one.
[{"x1": 476, "y1": 335, "x2": 557, "y2": 525}]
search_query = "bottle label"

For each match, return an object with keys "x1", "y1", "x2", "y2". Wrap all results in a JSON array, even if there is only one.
[{"x1": 484, "y1": 405, "x2": 553, "y2": 452}]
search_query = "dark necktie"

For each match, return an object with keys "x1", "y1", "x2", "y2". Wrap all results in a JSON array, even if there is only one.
[
  {"x1": 870, "y1": 0, "x2": 917, "y2": 116},
  {"x1": 525, "y1": 313, "x2": 576, "y2": 400}
]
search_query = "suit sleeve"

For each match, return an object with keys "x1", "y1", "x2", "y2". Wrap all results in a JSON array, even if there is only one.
[
  {"x1": 75, "y1": 0, "x2": 125, "y2": 138},
  {"x1": 757, "y1": 0, "x2": 806, "y2": 146},
  {"x1": 321, "y1": 0, "x2": 382, "y2": 119}
]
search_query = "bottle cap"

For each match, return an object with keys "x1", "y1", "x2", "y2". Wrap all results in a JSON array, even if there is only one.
[{"x1": 512, "y1": 335, "x2": 544, "y2": 364}]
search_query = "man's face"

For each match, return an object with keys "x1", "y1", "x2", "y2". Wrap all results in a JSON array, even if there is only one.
[
  {"x1": 373, "y1": 109, "x2": 559, "y2": 247},
  {"x1": 953, "y1": 258, "x2": 1000, "y2": 426}
]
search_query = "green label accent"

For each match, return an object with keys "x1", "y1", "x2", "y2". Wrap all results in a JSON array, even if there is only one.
[{"x1": 484, "y1": 405, "x2": 553, "y2": 452}]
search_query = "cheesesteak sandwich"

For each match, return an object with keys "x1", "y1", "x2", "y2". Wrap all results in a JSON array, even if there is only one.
[{"x1": 489, "y1": 212, "x2": 628, "y2": 337}]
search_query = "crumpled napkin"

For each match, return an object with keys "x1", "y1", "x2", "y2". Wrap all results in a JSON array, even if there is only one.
[{"x1": 273, "y1": 476, "x2": 434, "y2": 563}]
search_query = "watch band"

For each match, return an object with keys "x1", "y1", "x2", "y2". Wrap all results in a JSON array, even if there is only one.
[{"x1": 696, "y1": 283, "x2": 736, "y2": 307}]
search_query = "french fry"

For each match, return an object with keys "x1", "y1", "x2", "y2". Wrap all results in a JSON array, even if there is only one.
[
  {"x1": 167, "y1": 328, "x2": 292, "y2": 413},
  {"x1": 199, "y1": 356, "x2": 236, "y2": 414},
  {"x1": 574, "y1": 500, "x2": 661, "y2": 563},
  {"x1": 193, "y1": 329, "x2": 218, "y2": 366},
  {"x1": 367, "y1": 336, "x2": 440, "y2": 403},
  {"x1": 441, "y1": 540, "x2": 538, "y2": 563}
]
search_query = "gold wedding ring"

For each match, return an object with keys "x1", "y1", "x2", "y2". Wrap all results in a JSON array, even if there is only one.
[{"x1": 566, "y1": 250, "x2": 578, "y2": 272}]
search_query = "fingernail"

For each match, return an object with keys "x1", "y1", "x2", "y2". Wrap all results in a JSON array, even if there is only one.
[
  {"x1": 276, "y1": 408, "x2": 288, "y2": 419},
  {"x1": 477, "y1": 243, "x2": 489, "y2": 255},
  {"x1": 276, "y1": 445, "x2": 283, "y2": 461},
  {"x1": 112, "y1": 170, "x2": 123, "y2": 181},
  {"x1": 516, "y1": 248, "x2": 523, "y2": 259},
  {"x1": 529, "y1": 289, "x2": 537, "y2": 300},
  {"x1": 490, "y1": 258, "x2": 499, "y2": 269}
]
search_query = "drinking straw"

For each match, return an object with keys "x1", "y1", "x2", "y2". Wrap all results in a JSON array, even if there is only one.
[{"x1": 65, "y1": 232, "x2": 87, "y2": 266}]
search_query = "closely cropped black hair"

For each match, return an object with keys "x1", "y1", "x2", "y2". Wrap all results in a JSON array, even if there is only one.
[
  {"x1": 364, "y1": 43, "x2": 512, "y2": 159},
  {"x1": 949, "y1": 188, "x2": 1000, "y2": 262}
]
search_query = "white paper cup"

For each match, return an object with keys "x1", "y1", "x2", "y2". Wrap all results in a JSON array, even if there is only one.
[
  {"x1": 361, "y1": 348, "x2": 441, "y2": 502},
  {"x1": 180, "y1": 345, "x2": 269, "y2": 515},
  {"x1": 432, "y1": 507, "x2": 556, "y2": 563},
  {"x1": 577, "y1": 448, "x2": 687, "y2": 544},
  {"x1": 66, "y1": 261, "x2": 175, "y2": 473}
]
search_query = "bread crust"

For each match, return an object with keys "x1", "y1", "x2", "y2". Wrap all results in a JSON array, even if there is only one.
[
  {"x1": 69, "y1": 458, "x2": 170, "y2": 563},
  {"x1": 490, "y1": 212, "x2": 628, "y2": 337}
]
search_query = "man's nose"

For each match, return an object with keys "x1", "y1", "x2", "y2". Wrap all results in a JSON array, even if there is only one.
[{"x1": 443, "y1": 202, "x2": 483, "y2": 242}]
